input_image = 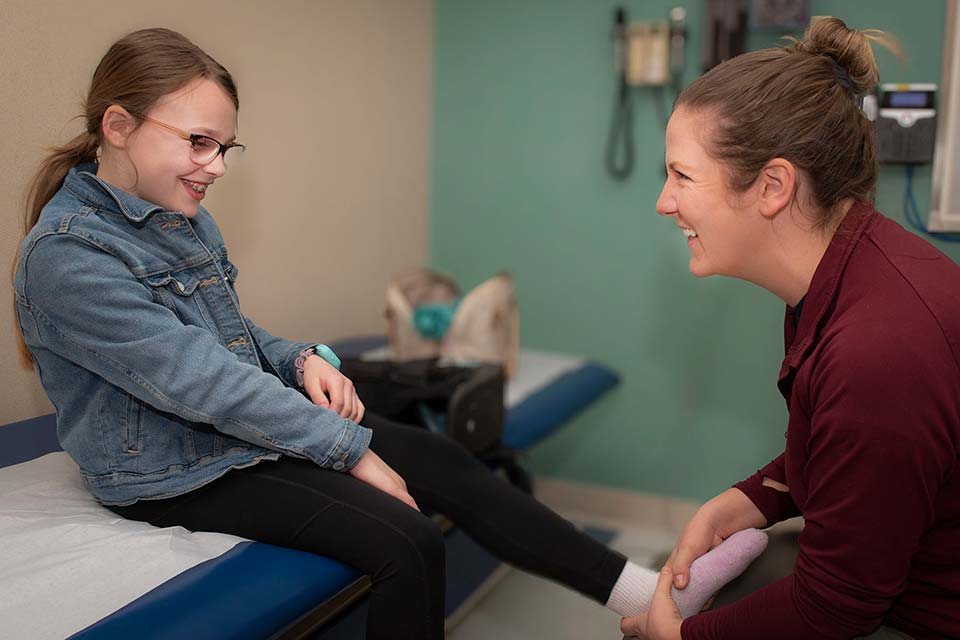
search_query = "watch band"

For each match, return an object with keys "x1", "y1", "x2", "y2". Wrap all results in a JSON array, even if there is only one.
[
  {"x1": 294, "y1": 344, "x2": 342, "y2": 389},
  {"x1": 314, "y1": 344, "x2": 341, "y2": 370}
]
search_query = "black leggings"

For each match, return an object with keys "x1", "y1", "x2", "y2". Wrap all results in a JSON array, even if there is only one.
[{"x1": 109, "y1": 413, "x2": 626, "y2": 639}]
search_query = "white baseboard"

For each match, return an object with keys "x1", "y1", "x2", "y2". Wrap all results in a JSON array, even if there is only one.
[
  {"x1": 532, "y1": 476, "x2": 701, "y2": 536},
  {"x1": 532, "y1": 476, "x2": 803, "y2": 536}
]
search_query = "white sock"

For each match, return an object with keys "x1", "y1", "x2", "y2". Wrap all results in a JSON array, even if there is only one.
[
  {"x1": 605, "y1": 561, "x2": 657, "y2": 617},
  {"x1": 605, "y1": 529, "x2": 769, "y2": 620}
]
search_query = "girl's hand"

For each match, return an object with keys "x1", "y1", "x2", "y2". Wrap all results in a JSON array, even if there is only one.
[
  {"x1": 302, "y1": 355, "x2": 365, "y2": 422},
  {"x1": 349, "y1": 450, "x2": 420, "y2": 512},
  {"x1": 620, "y1": 567, "x2": 682, "y2": 640}
]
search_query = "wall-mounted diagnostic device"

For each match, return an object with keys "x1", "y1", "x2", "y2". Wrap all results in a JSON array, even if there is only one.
[
  {"x1": 876, "y1": 83, "x2": 937, "y2": 164},
  {"x1": 702, "y1": 0, "x2": 747, "y2": 72},
  {"x1": 624, "y1": 22, "x2": 670, "y2": 86},
  {"x1": 876, "y1": 82, "x2": 958, "y2": 242},
  {"x1": 606, "y1": 6, "x2": 687, "y2": 181}
]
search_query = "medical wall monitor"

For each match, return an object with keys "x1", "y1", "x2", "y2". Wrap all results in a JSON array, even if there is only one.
[{"x1": 876, "y1": 83, "x2": 937, "y2": 165}]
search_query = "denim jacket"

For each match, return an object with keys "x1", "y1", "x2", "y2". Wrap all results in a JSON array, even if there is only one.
[{"x1": 14, "y1": 164, "x2": 372, "y2": 505}]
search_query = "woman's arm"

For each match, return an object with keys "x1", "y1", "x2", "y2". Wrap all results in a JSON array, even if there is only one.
[
  {"x1": 676, "y1": 344, "x2": 952, "y2": 639},
  {"x1": 667, "y1": 487, "x2": 768, "y2": 590},
  {"x1": 732, "y1": 453, "x2": 801, "y2": 527},
  {"x1": 665, "y1": 451, "x2": 797, "y2": 593}
]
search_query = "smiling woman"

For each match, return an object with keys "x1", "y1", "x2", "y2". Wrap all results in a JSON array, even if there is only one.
[{"x1": 624, "y1": 16, "x2": 960, "y2": 640}]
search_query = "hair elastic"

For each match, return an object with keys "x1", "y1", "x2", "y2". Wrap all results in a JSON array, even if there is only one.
[{"x1": 825, "y1": 56, "x2": 856, "y2": 93}]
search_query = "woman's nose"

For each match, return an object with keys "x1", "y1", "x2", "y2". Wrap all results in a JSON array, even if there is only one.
[{"x1": 654, "y1": 182, "x2": 675, "y2": 217}]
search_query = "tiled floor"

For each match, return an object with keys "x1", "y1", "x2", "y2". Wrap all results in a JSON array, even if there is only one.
[{"x1": 447, "y1": 478, "x2": 689, "y2": 640}]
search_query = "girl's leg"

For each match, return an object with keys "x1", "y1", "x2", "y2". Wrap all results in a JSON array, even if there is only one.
[
  {"x1": 360, "y1": 412, "x2": 627, "y2": 603},
  {"x1": 108, "y1": 457, "x2": 445, "y2": 640},
  {"x1": 362, "y1": 413, "x2": 768, "y2": 619}
]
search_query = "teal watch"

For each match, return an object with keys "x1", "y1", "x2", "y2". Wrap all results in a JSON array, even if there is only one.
[{"x1": 313, "y1": 343, "x2": 341, "y2": 370}]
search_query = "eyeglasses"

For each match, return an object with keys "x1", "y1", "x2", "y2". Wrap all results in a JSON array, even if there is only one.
[{"x1": 133, "y1": 113, "x2": 245, "y2": 165}]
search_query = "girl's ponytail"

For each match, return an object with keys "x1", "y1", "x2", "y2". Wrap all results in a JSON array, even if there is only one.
[
  {"x1": 14, "y1": 130, "x2": 101, "y2": 367},
  {"x1": 24, "y1": 130, "x2": 100, "y2": 234}
]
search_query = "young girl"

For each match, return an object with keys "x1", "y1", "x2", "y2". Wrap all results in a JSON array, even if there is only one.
[
  {"x1": 622, "y1": 17, "x2": 960, "y2": 640},
  {"x1": 13, "y1": 28, "x2": 765, "y2": 639}
]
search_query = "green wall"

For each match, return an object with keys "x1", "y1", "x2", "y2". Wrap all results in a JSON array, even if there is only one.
[{"x1": 431, "y1": 0, "x2": 952, "y2": 500}]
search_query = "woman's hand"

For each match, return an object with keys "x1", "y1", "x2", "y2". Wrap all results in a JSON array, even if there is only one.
[
  {"x1": 302, "y1": 355, "x2": 365, "y2": 422},
  {"x1": 669, "y1": 488, "x2": 766, "y2": 590},
  {"x1": 666, "y1": 509, "x2": 726, "y2": 591},
  {"x1": 349, "y1": 450, "x2": 420, "y2": 512},
  {"x1": 620, "y1": 567, "x2": 682, "y2": 640}
]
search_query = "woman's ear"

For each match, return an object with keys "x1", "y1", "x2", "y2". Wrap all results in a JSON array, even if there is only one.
[
  {"x1": 756, "y1": 158, "x2": 797, "y2": 220},
  {"x1": 100, "y1": 106, "x2": 137, "y2": 149}
]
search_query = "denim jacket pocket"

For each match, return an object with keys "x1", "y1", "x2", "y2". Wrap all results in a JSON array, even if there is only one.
[
  {"x1": 99, "y1": 385, "x2": 233, "y2": 474},
  {"x1": 145, "y1": 270, "x2": 215, "y2": 332},
  {"x1": 145, "y1": 270, "x2": 201, "y2": 296},
  {"x1": 98, "y1": 387, "x2": 143, "y2": 460},
  {"x1": 125, "y1": 393, "x2": 144, "y2": 454}
]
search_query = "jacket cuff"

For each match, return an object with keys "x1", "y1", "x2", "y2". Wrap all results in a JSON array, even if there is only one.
[
  {"x1": 279, "y1": 340, "x2": 314, "y2": 386},
  {"x1": 322, "y1": 420, "x2": 373, "y2": 472},
  {"x1": 293, "y1": 346, "x2": 316, "y2": 388}
]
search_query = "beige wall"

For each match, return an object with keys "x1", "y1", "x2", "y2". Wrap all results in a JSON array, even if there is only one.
[{"x1": 0, "y1": 0, "x2": 432, "y2": 424}]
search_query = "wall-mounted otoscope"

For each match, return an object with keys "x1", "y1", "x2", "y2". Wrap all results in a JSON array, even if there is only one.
[
  {"x1": 606, "y1": 7, "x2": 634, "y2": 181},
  {"x1": 605, "y1": 6, "x2": 688, "y2": 181}
]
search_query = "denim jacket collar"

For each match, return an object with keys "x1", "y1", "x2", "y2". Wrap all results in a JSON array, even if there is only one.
[{"x1": 66, "y1": 162, "x2": 166, "y2": 223}]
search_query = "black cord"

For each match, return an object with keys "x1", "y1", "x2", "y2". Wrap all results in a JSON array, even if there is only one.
[
  {"x1": 903, "y1": 164, "x2": 960, "y2": 243},
  {"x1": 606, "y1": 75, "x2": 634, "y2": 181},
  {"x1": 652, "y1": 85, "x2": 669, "y2": 132}
]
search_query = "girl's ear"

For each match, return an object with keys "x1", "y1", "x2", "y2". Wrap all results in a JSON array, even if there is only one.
[{"x1": 100, "y1": 106, "x2": 137, "y2": 149}]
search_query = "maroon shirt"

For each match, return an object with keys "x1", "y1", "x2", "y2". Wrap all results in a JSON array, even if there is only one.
[{"x1": 683, "y1": 203, "x2": 960, "y2": 639}]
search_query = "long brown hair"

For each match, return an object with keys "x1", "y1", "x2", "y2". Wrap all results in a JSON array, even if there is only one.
[
  {"x1": 14, "y1": 27, "x2": 239, "y2": 368},
  {"x1": 675, "y1": 16, "x2": 902, "y2": 228}
]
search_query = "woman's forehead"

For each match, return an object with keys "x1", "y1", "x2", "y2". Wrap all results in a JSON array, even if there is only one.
[{"x1": 666, "y1": 110, "x2": 713, "y2": 160}]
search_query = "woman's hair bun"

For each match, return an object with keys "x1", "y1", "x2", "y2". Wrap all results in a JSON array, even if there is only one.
[{"x1": 787, "y1": 16, "x2": 902, "y2": 95}]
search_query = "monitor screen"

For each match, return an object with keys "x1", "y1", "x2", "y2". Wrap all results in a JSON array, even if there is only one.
[{"x1": 886, "y1": 91, "x2": 932, "y2": 108}]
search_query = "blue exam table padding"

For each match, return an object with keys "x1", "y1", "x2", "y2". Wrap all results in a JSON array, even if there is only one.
[
  {"x1": 0, "y1": 412, "x2": 62, "y2": 468},
  {"x1": 501, "y1": 362, "x2": 618, "y2": 449},
  {"x1": 1, "y1": 341, "x2": 619, "y2": 639},
  {"x1": 69, "y1": 542, "x2": 360, "y2": 640}
]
